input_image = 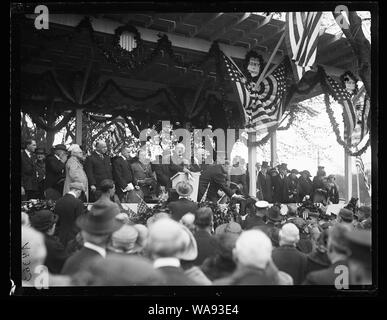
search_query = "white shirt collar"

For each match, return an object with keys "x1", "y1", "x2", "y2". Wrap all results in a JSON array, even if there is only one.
[
  {"x1": 25, "y1": 150, "x2": 31, "y2": 158},
  {"x1": 67, "y1": 191, "x2": 78, "y2": 198},
  {"x1": 54, "y1": 154, "x2": 61, "y2": 161},
  {"x1": 84, "y1": 242, "x2": 106, "y2": 258},
  {"x1": 153, "y1": 257, "x2": 181, "y2": 269},
  {"x1": 119, "y1": 153, "x2": 126, "y2": 160}
]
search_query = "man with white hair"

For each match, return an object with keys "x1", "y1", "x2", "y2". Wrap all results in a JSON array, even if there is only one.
[
  {"x1": 84, "y1": 140, "x2": 113, "y2": 202},
  {"x1": 213, "y1": 229, "x2": 278, "y2": 285},
  {"x1": 272, "y1": 223, "x2": 308, "y2": 284},
  {"x1": 147, "y1": 217, "x2": 199, "y2": 285},
  {"x1": 63, "y1": 144, "x2": 88, "y2": 201}
]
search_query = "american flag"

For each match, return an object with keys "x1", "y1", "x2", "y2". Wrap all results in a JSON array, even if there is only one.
[
  {"x1": 137, "y1": 197, "x2": 150, "y2": 215},
  {"x1": 285, "y1": 12, "x2": 322, "y2": 82},
  {"x1": 324, "y1": 74, "x2": 356, "y2": 138},
  {"x1": 222, "y1": 51, "x2": 287, "y2": 133},
  {"x1": 355, "y1": 156, "x2": 371, "y2": 196}
]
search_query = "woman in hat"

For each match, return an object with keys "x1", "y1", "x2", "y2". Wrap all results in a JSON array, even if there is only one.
[
  {"x1": 326, "y1": 174, "x2": 339, "y2": 204},
  {"x1": 63, "y1": 144, "x2": 88, "y2": 202}
]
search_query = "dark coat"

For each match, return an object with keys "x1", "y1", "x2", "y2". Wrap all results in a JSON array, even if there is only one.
[
  {"x1": 45, "y1": 154, "x2": 65, "y2": 192},
  {"x1": 21, "y1": 150, "x2": 38, "y2": 191},
  {"x1": 213, "y1": 266, "x2": 277, "y2": 285},
  {"x1": 152, "y1": 163, "x2": 173, "y2": 188},
  {"x1": 197, "y1": 165, "x2": 233, "y2": 202},
  {"x1": 112, "y1": 156, "x2": 134, "y2": 199},
  {"x1": 157, "y1": 266, "x2": 199, "y2": 285},
  {"x1": 54, "y1": 193, "x2": 85, "y2": 247},
  {"x1": 61, "y1": 246, "x2": 102, "y2": 275},
  {"x1": 84, "y1": 152, "x2": 113, "y2": 188},
  {"x1": 44, "y1": 234, "x2": 69, "y2": 274},
  {"x1": 312, "y1": 176, "x2": 326, "y2": 193},
  {"x1": 242, "y1": 215, "x2": 265, "y2": 230},
  {"x1": 192, "y1": 230, "x2": 217, "y2": 266},
  {"x1": 297, "y1": 176, "x2": 313, "y2": 201},
  {"x1": 257, "y1": 172, "x2": 272, "y2": 202},
  {"x1": 286, "y1": 176, "x2": 299, "y2": 203},
  {"x1": 272, "y1": 245, "x2": 308, "y2": 284},
  {"x1": 303, "y1": 260, "x2": 348, "y2": 285},
  {"x1": 201, "y1": 255, "x2": 236, "y2": 281},
  {"x1": 327, "y1": 185, "x2": 340, "y2": 204},
  {"x1": 271, "y1": 174, "x2": 288, "y2": 203},
  {"x1": 167, "y1": 198, "x2": 198, "y2": 222}
]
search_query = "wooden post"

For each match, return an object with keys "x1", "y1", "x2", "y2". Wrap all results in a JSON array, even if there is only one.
[
  {"x1": 75, "y1": 108, "x2": 83, "y2": 145},
  {"x1": 248, "y1": 132, "x2": 257, "y2": 197},
  {"x1": 270, "y1": 131, "x2": 277, "y2": 168}
]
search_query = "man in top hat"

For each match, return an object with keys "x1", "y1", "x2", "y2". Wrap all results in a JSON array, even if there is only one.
[
  {"x1": 147, "y1": 217, "x2": 200, "y2": 285},
  {"x1": 21, "y1": 139, "x2": 39, "y2": 200},
  {"x1": 45, "y1": 144, "x2": 68, "y2": 200},
  {"x1": 257, "y1": 161, "x2": 272, "y2": 202},
  {"x1": 61, "y1": 200, "x2": 123, "y2": 275},
  {"x1": 167, "y1": 181, "x2": 198, "y2": 222},
  {"x1": 303, "y1": 224, "x2": 350, "y2": 285},
  {"x1": 84, "y1": 140, "x2": 113, "y2": 202},
  {"x1": 271, "y1": 163, "x2": 288, "y2": 203},
  {"x1": 297, "y1": 170, "x2": 313, "y2": 202},
  {"x1": 344, "y1": 229, "x2": 372, "y2": 285},
  {"x1": 54, "y1": 182, "x2": 86, "y2": 248},
  {"x1": 30, "y1": 210, "x2": 69, "y2": 274},
  {"x1": 242, "y1": 200, "x2": 268, "y2": 230},
  {"x1": 35, "y1": 147, "x2": 46, "y2": 199},
  {"x1": 272, "y1": 223, "x2": 308, "y2": 284}
]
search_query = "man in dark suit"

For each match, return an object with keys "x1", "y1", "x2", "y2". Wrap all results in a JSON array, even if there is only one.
[
  {"x1": 241, "y1": 201, "x2": 268, "y2": 230},
  {"x1": 192, "y1": 207, "x2": 217, "y2": 266},
  {"x1": 198, "y1": 161, "x2": 241, "y2": 203},
  {"x1": 54, "y1": 182, "x2": 85, "y2": 248},
  {"x1": 45, "y1": 144, "x2": 67, "y2": 200},
  {"x1": 303, "y1": 224, "x2": 351, "y2": 285},
  {"x1": 21, "y1": 139, "x2": 39, "y2": 200},
  {"x1": 297, "y1": 170, "x2": 313, "y2": 202},
  {"x1": 29, "y1": 210, "x2": 69, "y2": 274},
  {"x1": 147, "y1": 218, "x2": 199, "y2": 285},
  {"x1": 257, "y1": 161, "x2": 272, "y2": 202},
  {"x1": 112, "y1": 145, "x2": 135, "y2": 202},
  {"x1": 84, "y1": 140, "x2": 113, "y2": 202},
  {"x1": 167, "y1": 181, "x2": 198, "y2": 221},
  {"x1": 272, "y1": 223, "x2": 308, "y2": 284},
  {"x1": 61, "y1": 200, "x2": 123, "y2": 276}
]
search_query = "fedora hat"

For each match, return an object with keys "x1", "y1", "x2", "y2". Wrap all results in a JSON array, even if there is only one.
[
  {"x1": 266, "y1": 206, "x2": 282, "y2": 222},
  {"x1": 30, "y1": 210, "x2": 58, "y2": 233},
  {"x1": 290, "y1": 169, "x2": 299, "y2": 174},
  {"x1": 175, "y1": 181, "x2": 193, "y2": 197},
  {"x1": 301, "y1": 170, "x2": 312, "y2": 177},
  {"x1": 77, "y1": 199, "x2": 123, "y2": 235},
  {"x1": 35, "y1": 148, "x2": 46, "y2": 155},
  {"x1": 108, "y1": 224, "x2": 142, "y2": 254},
  {"x1": 53, "y1": 144, "x2": 67, "y2": 152},
  {"x1": 339, "y1": 208, "x2": 354, "y2": 223}
]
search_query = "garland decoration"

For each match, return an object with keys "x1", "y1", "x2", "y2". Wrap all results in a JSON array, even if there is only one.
[{"x1": 323, "y1": 93, "x2": 370, "y2": 156}]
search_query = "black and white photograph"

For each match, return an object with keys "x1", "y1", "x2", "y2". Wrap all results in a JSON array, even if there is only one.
[{"x1": 10, "y1": 2, "x2": 378, "y2": 300}]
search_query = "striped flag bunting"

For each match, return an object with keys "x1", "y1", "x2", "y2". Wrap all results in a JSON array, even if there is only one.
[
  {"x1": 285, "y1": 12, "x2": 322, "y2": 82},
  {"x1": 222, "y1": 51, "x2": 287, "y2": 134},
  {"x1": 355, "y1": 156, "x2": 371, "y2": 196},
  {"x1": 137, "y1": 197, "x2": 150, "y2": 215}
]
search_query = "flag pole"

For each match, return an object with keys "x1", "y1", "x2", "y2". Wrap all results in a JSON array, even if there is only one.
[{"x1": 256, "y1": 32, "x2": 285, "y2": 87}]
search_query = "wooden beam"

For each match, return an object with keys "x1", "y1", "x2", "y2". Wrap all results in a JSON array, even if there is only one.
[
  {"x1": 259, "y1": 26, "x2": 285, "y2": 45},
  {"x1": 210, "y1": 13, "x2": 251, "y2": 41},
  {"x1": 189, "y1": 13, "x2": 224, "y2": 37}
]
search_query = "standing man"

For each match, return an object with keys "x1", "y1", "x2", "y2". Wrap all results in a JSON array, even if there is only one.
[
  {"x1": 286, "y1": 169, "x2": 299, "y2": 203},
  {"x1": 112, "y1": 145, "x2": 135, "y2": 202},
  {"x1": 257, "y1": 161, "x2": 272, "y2": 202},
  {"x1": 297, "y1": 170, "x2": 313, "y2": 202},
  {"x1": 35, "y1": 148, "x2": 46, "y2": 199},
  {"x1": 45, "y1": 144, "x2": 68, "y2": 200},
  {"x1": 21, "y1": 139, "x2": 39, "y2": 200},
  {"x1": 84, "y1": 140, "x2": 113, "y2": 202}
]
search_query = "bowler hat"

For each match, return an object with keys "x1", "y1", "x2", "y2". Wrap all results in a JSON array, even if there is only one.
[
  {"x1": 175, "y1": 181, "x2": 193, "y2": 197},
  {"x1": 35, "y1": 148, "x2": 46, "y2": 155},
  {"x1": 339, "y1": 208, "x2": 354, "y2": 223},
  {"x1": 266, "y1": 206, "x2": 282, "y2": 222},
  {"x1": 53, "y1": 144, "x2": 67, "y2": 152},
  {"x1": 30, "y1": 210, "x2": 58, "y2": 233},
  {"x1": 76, "y1": 199, "x2": 123, "y2": 235},
  {"x1": 290, "y1": 169, "x2": 299, "y2": 174}
]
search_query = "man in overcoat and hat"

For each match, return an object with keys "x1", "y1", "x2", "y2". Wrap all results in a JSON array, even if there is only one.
[
  {"x1": 257, "y1": 161, "x2": 272, "y2": 202},
  {"x1": 167, "y1": 181, "x2": 198, "y2": 222},
  {"x1": 45, "y1": 144, "x2": 68, "y2": 199}
]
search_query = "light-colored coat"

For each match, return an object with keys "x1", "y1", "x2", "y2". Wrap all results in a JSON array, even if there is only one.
[{"x1": 63, "y1": 156, "x2": 89, "y2": 201}]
